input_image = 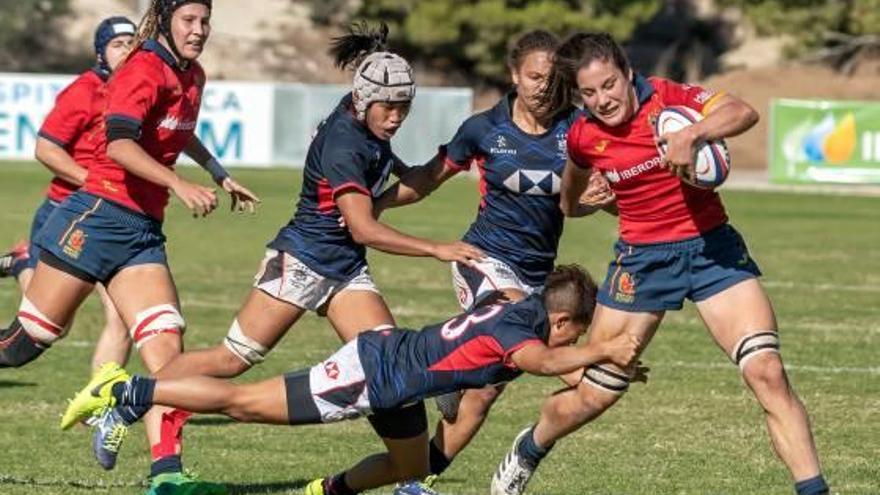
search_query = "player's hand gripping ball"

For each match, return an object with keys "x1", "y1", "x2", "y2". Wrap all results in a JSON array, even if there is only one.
[{"x1": 654, "y1": 106, "x2": 731, "y2": 189}]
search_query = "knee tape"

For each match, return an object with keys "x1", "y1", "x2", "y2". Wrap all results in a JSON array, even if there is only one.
[
  {"x1": 223, "y1": 319, "x2": 268, "y2": 366},
  {"x1": 731, "y1": 331, "x2": 780, "y2": 370},
  {"x1": 0, "y1": 319, "x2": 46, "y2": 367},
  {"x1": 18, "y1": 296, "x2": 67, "y2": 345},
  {"x1": 130, "y1": 304, "x2": 185, "y2": 348},
  {"x1": 582, "y1": 364, "x2": 631, "y2": 395}
]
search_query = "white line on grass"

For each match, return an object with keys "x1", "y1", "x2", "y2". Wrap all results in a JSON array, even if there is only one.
[
  {"x1": 659, "y1": 360, "x2": 880, "y2": 375},
  {"x1": 763, "y1": 280, "x2": 880, "y2": 293}
]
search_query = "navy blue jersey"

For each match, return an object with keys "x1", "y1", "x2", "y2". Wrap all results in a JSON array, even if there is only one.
[
  {"x1": 444, "y1": 93, "x2": 581, "y2": 287},
  {"x1": 358, "y1": 295, "x2": 548, "y2": 411},
  {"x1": 268, "y1": 94, "x2": 400, "y2": 280}
]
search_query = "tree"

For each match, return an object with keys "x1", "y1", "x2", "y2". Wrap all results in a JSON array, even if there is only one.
[
  {"x1": 0, "y1": 0, "x2": 85, "y2": 73},
  {"x1": 355, "y1": 0, "x2": 662, "y2": 87},
  {"x1": 718, "y1": 0, "x2": 880, "y2": 73}
]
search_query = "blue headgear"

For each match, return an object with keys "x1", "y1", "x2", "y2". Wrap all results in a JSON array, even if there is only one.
[
  {"x1": 156, "y1": 0, "x2": 212, "y2": 65},
  {"x1": 94, "y1": 16, "x2": 137, "y2": 78}
]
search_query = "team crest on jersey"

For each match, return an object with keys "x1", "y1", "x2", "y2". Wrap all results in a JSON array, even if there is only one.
[
  {"x1": 63, "y1": 229, "x2": 86, "y2": 259},
  {"x1": 503, "y1": 170, "x2": 561, "y2": 195},
  {"x1": 595, "y1": 139, "x2": 610, "y2": 153},
  {"x1": 615, "y1": 272, "x2": 636, "y2": 304},
  {"x1": 324, "y1": 361, "x2": 340, "y2": 380},
  {"x1": 490, "y1": 135, "x2": 517, "y2": 155}
]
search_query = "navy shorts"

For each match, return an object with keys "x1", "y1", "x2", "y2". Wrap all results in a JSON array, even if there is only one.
[
  {"x1": 597, "y1": 224, "x2": 762, "y2": 312},
  {"x1": 24, "y1": 198, "x2": 59, "y2": 271},
  {"x1": 34, "y1": 191, "x2": 167, "y2": 283}
]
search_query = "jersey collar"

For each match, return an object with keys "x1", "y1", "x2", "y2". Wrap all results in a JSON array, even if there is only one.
[
  {"x1": 633, "y1": 73, "x2": 654, "y2": 104},
  {"x1": 143, "y1": 39, "x2": 181, "y2": 70}
]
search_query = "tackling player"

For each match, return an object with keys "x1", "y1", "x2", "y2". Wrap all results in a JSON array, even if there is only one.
[
  {"x1": 373, "y1": 30, "x2": 616, "y2": 492},
  {"x1": 62, "y1": 265, "x2": 642, "y2": 495},
  {"x1": 0, "y1": 1, "x2": 258, "y2": 493},
  {"x1": 490, "y1": 32, "x2": 828, "y2": 495}
]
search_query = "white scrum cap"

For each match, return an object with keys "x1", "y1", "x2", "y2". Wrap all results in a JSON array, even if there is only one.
[{"x1": 353, "y1": 51, "x2": 416, "y2": 121}]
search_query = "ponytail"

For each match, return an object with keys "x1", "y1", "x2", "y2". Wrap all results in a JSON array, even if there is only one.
[{"x1": 329, "y1": 21, "x2": 389, "y2": 70}]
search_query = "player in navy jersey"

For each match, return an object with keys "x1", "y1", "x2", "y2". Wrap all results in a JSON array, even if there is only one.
[
  {"x1": 373, "y1": 31, "x2": 616, "y2": 490},
  {"x1": 63, "y1": 265, "x2": 642, "y2": 495},
  {"x1": 78, "y1": 22, "x2": 482, "y2": 490}
]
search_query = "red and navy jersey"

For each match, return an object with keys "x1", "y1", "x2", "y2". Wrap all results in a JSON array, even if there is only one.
[
  {"x1": 358, "y1": 295, "x2": 547, "y2": 411},
  {"x1": 84, "y1": 39, "x2": 206, "y2": 221},
  {"x1": 37, "y1": 69, "x2": 108, "y2": 203},
  {"x1": 268, "y1": 94, "x2": 399, "y2": 281},
  {"x1": 444, "y1": 93, "x2": 580, "y2": 286},
  {"x1": 567, "y1": 75, "x2": 728, "y2": 244}
]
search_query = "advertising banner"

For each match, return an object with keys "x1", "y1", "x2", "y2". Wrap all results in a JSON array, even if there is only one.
[{"x1": 769, "y1": 98, "x2": 880, "y2": 184}]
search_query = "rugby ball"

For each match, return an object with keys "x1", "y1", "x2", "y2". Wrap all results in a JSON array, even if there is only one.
[{"x1": 654, "y1": 106, "x2": 731, "y2": 189}]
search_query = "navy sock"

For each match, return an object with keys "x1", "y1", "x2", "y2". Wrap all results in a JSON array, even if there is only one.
[
  {"x1": 325, "y1": 472, "x2": 357, "y2": 495},
  {"x1": 150, "y1": 454, "x2": 182, "y2": 478},
  {"x1": 795, "y1": 475, "x2": 829, "y2": 495},
  {"x1": 516, "y1": 426, "x2": 553, "y2": 469},
  {"x1": 429, "y1": 438, "x2": 452, "y2": 475},
  {"x1": 111, "y1": 376, "x2": 155, "y2": 425}
]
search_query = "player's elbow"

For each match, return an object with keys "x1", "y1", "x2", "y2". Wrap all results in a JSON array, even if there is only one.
[
  {"x1": 348, "y1": 223, "x2": 377, "y2": 246},
  {"x1": 106, "y1": 140, "x2": 128, "y2": 165}
]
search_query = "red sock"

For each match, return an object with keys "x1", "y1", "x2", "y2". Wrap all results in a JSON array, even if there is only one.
[{"x1": 151, "y1": 409, "x2": 192, "y2": 460}]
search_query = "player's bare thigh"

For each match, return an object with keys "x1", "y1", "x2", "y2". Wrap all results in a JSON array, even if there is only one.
[
  {"x1": 324, "y1": 289, "x2": 395, "y2": 343},
  {"x1": 695, "y1": 278, "x2": 777, "y2": 356},
  {"x1": 23, "y1": 261, "x2": 94, "y2": 325},
  {"x1": 587, "y1": 303, "x2": 665, "y2": 371},
  {"x1": 234, "y1": 288, "x2": 308, "y2": 350}
]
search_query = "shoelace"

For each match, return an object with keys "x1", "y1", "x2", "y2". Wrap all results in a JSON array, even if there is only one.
[{"x1": 102, "y1": 422, "x2": 128, "y2": 452}]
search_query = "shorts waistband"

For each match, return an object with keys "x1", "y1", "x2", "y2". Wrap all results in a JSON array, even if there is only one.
[
  {"x1": 72, "y1": 191, "x2": 161, "y2": 230},
  {"x1": 619, "y1": 224, "x2": 732, "y2": 251}
]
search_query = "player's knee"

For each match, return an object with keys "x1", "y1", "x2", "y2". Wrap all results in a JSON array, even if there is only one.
[
  {"x1": 742, "y1": 352, "x2": 790, "y2": 398},
  {"x1": 226, "y1": 387, "x2": 264, "y2": 423},
  {"x1": 732, "y1": 331, "x2": 787, "y2": 387},
  {"x1": 130, "y1": 304, "x2": 185, "y2": 349},
  {"x1": 462, "y1": 384, "x2": 505, "y2": 414},
  {"x1": 0, "y1": 319, "x2": 46, "y2": 367},
  {"x1": 582, "y1": 364, "x2": 631, "y2": 398},
  {"x1": 222, "y1": 318, "x2": 268, "y2": 373}
]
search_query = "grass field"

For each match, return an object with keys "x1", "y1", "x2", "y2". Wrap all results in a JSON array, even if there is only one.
[{"x1": 0, "y1": 162, "x2": 878, "y2": 495}]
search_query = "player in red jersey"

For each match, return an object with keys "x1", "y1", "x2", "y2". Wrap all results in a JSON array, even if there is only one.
[
  {"x1": 0, "y1": 17, "x2": 138, "y2": 376},
  {"x1": 491, "y1": 33, "x2": 828, "y2": 495},
  {"x1": 0, "y1": 1, "x2": 256, "y2": 493}
]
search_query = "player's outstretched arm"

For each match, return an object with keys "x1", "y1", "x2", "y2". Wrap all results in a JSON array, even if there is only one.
[
  {"x1": 337, "y1": 190, "x2": 484, "y2": 264},
  {"x1": 511, "y1": 332, "x2": 641, "y2": 376},
  {"x1": 373, "y1": 153, "x2": 460, "y2": 217},
  {"x1": 34, "y1": 137, "x2": 88, "y2": 186},
  {"x1": 184, "y1": 135, "x2": 261, "y2": 213}
]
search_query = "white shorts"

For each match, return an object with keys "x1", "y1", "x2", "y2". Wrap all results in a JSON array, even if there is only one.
[
  {"x1": 451, "y1": 255, "x2": 538, "y2": 310},
  {"x1": 285, "y1": 338, "x2": 373, "y2": 424},
  {"x1": 253, "y1": 249, "x2": 380, "y2": 314}
]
